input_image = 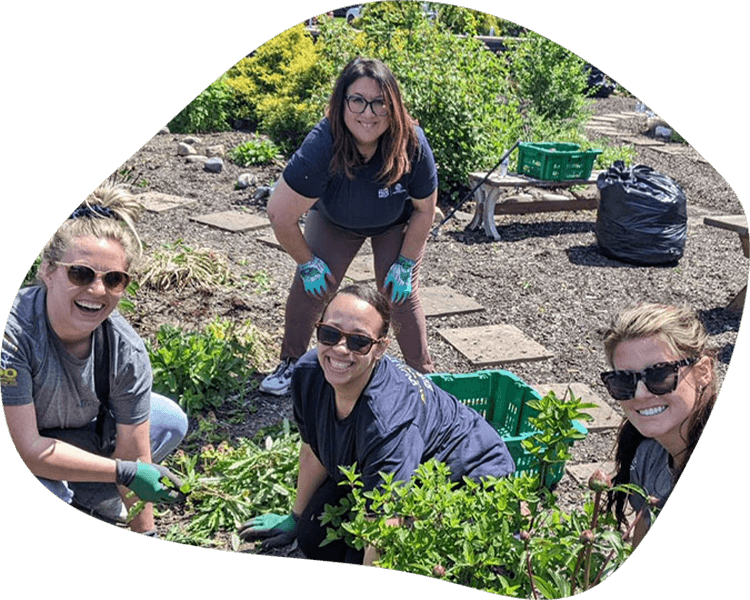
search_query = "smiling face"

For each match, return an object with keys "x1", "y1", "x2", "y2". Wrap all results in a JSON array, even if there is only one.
[
  {"x1": 343, "y1": 76, "x2": 390, "y2": 159},
  {"x1": 317, "y1": 292, "x2": 389, "y2": 401},
  {"x1": 612, "y1": 335, "x2": 707, "y2": 457},
  {"x1": 42, "y1": 235, "x2": 128, "y2": 356}
]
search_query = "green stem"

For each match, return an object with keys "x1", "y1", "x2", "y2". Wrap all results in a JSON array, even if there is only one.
[{"x1": 591, "y1": 505, "x2": 647, "y2": 587}]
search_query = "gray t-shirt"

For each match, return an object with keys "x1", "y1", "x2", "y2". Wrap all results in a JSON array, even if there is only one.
[
  {"x1": 629, "y1": 438, "x2": 674, "y2": 526},
  {"x1": 1, "y1": 286, "x2": 151, "y2": 430}
]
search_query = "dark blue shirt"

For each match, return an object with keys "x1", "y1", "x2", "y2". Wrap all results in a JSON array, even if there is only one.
[
  {"x1": 292, "y1": 349, "x2": 515, "y2": 492},
  {"x1": 283, "y1": 118, "x2": 438, "y2": 236}
]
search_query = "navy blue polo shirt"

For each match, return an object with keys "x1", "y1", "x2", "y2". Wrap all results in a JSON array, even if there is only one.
[
  {"x1": 291, "y1": 349, "x2": 515, "y2": 492},
  {"x1": 283, "y1": 118, "x2": 438, "y2": 236}
]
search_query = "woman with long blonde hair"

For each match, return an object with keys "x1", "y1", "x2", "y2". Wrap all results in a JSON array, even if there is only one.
[{"x1": 2, "y1": 183, "x2": 187, "y2": 534}]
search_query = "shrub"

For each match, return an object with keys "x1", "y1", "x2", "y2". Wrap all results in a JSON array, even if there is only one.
[
  {"x1": 510, "y1": 30, "x2": 591, "y2": 127},
  {"x1": 146, "y1": 317, "x2": 268, "y2": 415},
  {"x1": 168, "y1": 76, "x2": 232, "y2": 134},
  {"x1": 224, "y1": 23, "x2": 328, "y2": 149}
]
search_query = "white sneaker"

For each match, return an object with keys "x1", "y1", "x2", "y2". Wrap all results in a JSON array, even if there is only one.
[{"x1": 259, "y1": 358, "x2": 296, "y2": 396}]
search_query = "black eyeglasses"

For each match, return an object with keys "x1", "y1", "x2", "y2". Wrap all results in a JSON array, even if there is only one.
[
  {"x1": 345, "y1": 94, "x2": 388, "y2": 117},
  {"x1": 315, "y1": 322, "x2": 384, "y2": 355},
  {"x1": 57, "y1": 262, "x2": 131, "y2": 293},
  {"x1": 600, "y1": 357, "x2": 697, "y2": 401}
]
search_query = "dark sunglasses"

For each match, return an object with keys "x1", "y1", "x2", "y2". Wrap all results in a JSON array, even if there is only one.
[
  {"x1": 57, "y1": 262, "x2": 131, "y2": 293},
  {"x1": 600, "y1": 357, "x2": 697, "y2": 401},
  {"x1": 315, "y1": 322, "x2": 384, "y2": 355}
]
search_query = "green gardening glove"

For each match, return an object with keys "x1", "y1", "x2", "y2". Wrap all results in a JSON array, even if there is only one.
[
  {"x1": 238, "y1": 512, "x2": 300, "y2": 549},
  {"x1": 115, "y1": 460, "x2": 185, "y2": 504},
  {"x1": 384, "y1": 255, "x2": 415, "y2": 304}
]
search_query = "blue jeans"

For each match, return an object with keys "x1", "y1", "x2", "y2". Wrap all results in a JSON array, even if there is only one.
[{"x1": 38, "y1": 392, "x2": 188, "y2": 504}]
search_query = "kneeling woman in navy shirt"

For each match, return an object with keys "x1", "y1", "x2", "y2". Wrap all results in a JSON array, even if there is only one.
[{"x1": 239, "y1": 284, "x2": 515, "y2": 564}]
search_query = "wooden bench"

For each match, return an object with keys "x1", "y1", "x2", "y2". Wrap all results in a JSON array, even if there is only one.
[
  {"x1": 467, "y1": 171, "x2": 603, "y2": 240},
  {"x1": 703, "y1": 215, "x2": 748, "y2": 312}
]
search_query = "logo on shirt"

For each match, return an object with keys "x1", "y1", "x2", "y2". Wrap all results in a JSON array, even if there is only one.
[
  {"x1": 378, "y1": 184, "x2": 408, "y2": 200},
  {"x1": 0, "y1": 367, "x2": 18, "y2": 387}
]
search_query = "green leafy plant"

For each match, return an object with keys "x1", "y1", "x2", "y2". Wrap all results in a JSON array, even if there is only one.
[
  {"x1": 522, "y1": 389, "x2": 596, "y2": 490},
  {"x1": 228, "y1": 138, "x2": 282, "y2": 167},
  {"x1": 315, "y1": 388, "x2": 649, "y2": 597},
  {"x1": 164, "y1": 421, "x2": 300, "y2": 546},
  {"x1": 146, "y1": 316, "x2": 269, "y2": 414},
  {"x1": 168, "y1": 76, "x2": 232, "y2": 134}
]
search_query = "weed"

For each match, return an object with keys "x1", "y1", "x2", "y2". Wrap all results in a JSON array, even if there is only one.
[
  {"x1": 137, "y1": 240, "x2": 232, "y2": 291},
  {"x1": 228, "y1": 138, "x2": 282, "y2": 167}
]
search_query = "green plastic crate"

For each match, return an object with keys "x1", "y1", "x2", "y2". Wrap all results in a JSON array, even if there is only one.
[
  {"x1": 517, "y1": 142, "x2": 602, "y2": 181},
  {"x1": 426, "y1": 369, "x2": 587, "y2": 487}
]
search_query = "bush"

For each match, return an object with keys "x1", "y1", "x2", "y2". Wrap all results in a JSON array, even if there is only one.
[
  {"x1": 146, "y1": 317, "x2": 268, "y2": 415},
  {"x1": 224, "y1": 23, "x2": 328, "y2": 150},
  {"x1": 168, "y1": 77, "x2": 232, "y2": 134},
  {"x1": 510, "y1": 30, "x2": 591, "y2": 126}
]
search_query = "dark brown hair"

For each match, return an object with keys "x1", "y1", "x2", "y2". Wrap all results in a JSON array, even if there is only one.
[
  {"x1": 321, "y1": 284, "x2": 391, "y2": 339},
  {"x1": 327, "y1": 57, "x2": 419, "y2": 186}
]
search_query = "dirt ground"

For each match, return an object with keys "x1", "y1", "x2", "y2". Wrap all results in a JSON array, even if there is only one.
[{"x1": 117, "y1": 94, "x2": 746, "y2": 549}]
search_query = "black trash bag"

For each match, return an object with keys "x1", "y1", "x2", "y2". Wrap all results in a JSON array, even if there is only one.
[{"x1": 595, "y1": 161, "x2": 687, "y2": 265}]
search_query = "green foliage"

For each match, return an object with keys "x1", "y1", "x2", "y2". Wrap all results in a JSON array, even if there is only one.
[
  {"x1": 511, "y1": 30, "x2": 592, "y2": 126},
  {"x1": 164, "y1": 421, "x2": 300, "y2": 545},
  {"x1": 323, "y1": 459, "x2": 636, "y2": 597},
  {"x1": 224, "y1": 23, "x2": 327, "y2": 151},
  {"x1": 146, "y1": 317, "x2": 268, "y2": 414},
  {"x1": 21, "y1": 255, "x2": 42, "y2": 287},
  {"x1": 168, "y1": 76, "x2": 232, "y2": 134},
  {"x1": 522, "y1": 389, "x2": 596, "y2": 490},
  {"x1": 227, "y1": 138, "x2": 281, "y2": 167}
]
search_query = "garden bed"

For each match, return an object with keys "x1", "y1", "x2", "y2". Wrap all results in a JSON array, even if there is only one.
[{"x1": 119, "y1": 94, "x2": 745, "y2": 551}]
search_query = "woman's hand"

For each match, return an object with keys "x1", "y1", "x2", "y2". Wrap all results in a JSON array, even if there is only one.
[
  {"x1": 238, "y1": 512, "x2": 300, "y2": 549},
  {"x1": 384, "y1": 255, "x2": 415, "y2": 303},
  {"x1": 299, "y1": 255, "x2": 333, "y2": 298}
]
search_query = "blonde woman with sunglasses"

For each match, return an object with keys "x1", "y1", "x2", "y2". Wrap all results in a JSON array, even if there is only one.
[
  {"x1": 601, "y1": 303, "x2": 717, "y2": 548},
  {"x1": 239, "y1": 284, "x2": 514, "y2": 564},
  {"x1": 1, "y1": 183, "x2": 187, "y2": 535}
]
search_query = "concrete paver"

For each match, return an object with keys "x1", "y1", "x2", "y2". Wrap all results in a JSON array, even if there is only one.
[
  {"x1": 421, "y1": 286, "x2": 484, "y2": 318},
  {"x1": 189, "y1": 211, "x2": 271, "y2": 233},
  {"x1": 138, "y1": 191, "x2": 198, "y2": 213},
  {"x1": 438, "y1": 324, "x2": 553, "y2": 367}
]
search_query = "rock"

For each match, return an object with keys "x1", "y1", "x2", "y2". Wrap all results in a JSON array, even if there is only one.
[
  {"x1": 184, "y1": 136, "x2": 202, "y2": 145},
  {"x1": 158, "y1": 126, "x2": 170, "y2": 135},
  {"x1": 185, "y1": 155, "x2": 208, "y2": 164},
  {"x1": 205, "y1": 144, "x2": 225, "y2": 158},
  {"x1": 253, "y1": 186, "x2": 272, "y2": 200},
  {"x1": 237, "y1": 173, "x2": 258, "y2": 189},
  {"x1": 204, "y1": 157, "x2": 224, "y2": 173},
  {"x1": 177, "y1": 142, "x2": 196, "y2": 156},
  {"x1": 433, "y1": 207, "x2": 445, "y2": 223}
]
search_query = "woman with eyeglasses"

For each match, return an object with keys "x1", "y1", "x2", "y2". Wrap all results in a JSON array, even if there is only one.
[
  {"x1": 1, "y1": 183, "x2": 187, "y2": 534},
  {"x1": 600, "y1": 303, "x2": 717, "y2": 548},
  {"x1": 239, "y1": 284, "x2": 514, "y2": 563},
  {"x1": 259, "y1": 57, "x2": 439, "y2": 397}
]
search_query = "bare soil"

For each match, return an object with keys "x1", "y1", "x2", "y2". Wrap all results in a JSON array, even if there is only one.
[{"x1": 118, "y1": 94, "x2": 746, "y2": 551}]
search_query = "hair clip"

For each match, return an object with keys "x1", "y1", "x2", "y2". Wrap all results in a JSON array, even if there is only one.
[{"x1": 69, "y1": 205, "x2": 118, "y2": 220}]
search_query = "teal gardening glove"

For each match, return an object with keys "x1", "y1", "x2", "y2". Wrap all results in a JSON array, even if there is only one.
[
  {"x1": 384, "y1": 255, "x2": 415, "y2": 304},
  {"x1": 238, "y1": 512, "x2": 300, "y2": 549},
  {"x1": 115, "y1": 459, "x2": 185, "y2": 504},
  {"x1": 299, "y1": 255, "x2": 331, "y2": 298}
]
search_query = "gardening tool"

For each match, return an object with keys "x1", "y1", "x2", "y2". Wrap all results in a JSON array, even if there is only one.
[{"x1": 430, "y1": 141, "x2": 520, "y2": 237}]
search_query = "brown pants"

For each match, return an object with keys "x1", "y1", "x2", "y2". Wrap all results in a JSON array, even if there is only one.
[{"x1": 280, "y1": 210, "x2": 434, "y2": 373}]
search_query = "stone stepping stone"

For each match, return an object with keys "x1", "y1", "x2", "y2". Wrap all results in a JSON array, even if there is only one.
[
  {"x1": 589, "y1": 115, "x2": 619, "y2": 123},
  {"x1": 256, "y1": 230, "x2": 283, "y2": 251},
  {"x1": 586, "y1": 126, "x2": 620, "y2": 136},
  {"x1": 421, "y1": 286, "x2": 484, "y2": 318},
  {"x1": 189, "y1": 211, "x2": 271, "y2": 233},
  {"x1": 566, "y1": 461, "x2": 616, "y2": 486},
  {"x1": 532, "y1": 382, "x2": 621, "y2": 432},
  {"x1": 342, "y1": 255, "x2": 375, "y2": 283},
  {"x1": 437, "y1": 324, "x2": 552, "y2": 367},
  {"x1": 621, "y1": 136, "x2": 665, "y2": 147},
  {"x1": 138, "y1": 191, "x2": 197, "y2": 213}
]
